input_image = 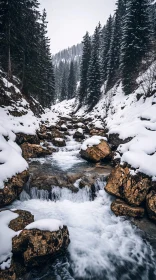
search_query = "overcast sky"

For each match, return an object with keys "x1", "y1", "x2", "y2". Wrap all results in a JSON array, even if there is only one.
[{"x1": 40, "y1": 0, "x2": 116, "y2": 54}]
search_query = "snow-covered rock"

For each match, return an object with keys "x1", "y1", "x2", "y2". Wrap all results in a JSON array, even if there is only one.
[{"x1": 80, "y1": 136, "x2": 111, "y2": 162}]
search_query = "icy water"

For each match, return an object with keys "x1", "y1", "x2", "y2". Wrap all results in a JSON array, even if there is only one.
[{"x1": 13, "y1": 134, "x2": 156, "y2": 280}]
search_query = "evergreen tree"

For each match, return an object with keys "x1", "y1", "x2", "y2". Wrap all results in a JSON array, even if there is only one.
[
  {"x1": 60, "y1": 69, "x2": 68, "y2": 101},
  {"x1": 101, "y1": 16, "x2": 114, "y2": 83},
  {"x1": 68, "y1": 61, "x2": 76, "y2": 99},
  {"x1": 78, "y1": 32, "x2": 91, "y2": 105},
  {"x1": 87, "y1": 25, "x2": 102, "y2": 109},
  {"x1": 106, "y1": 0, "x2": 126, "y2": 89},
  {"x1": 121, "y1": 0, "x2": 151, "y2": 95}
]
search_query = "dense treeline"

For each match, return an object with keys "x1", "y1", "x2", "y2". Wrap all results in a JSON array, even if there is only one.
[
  {"x1": 0, "y1": 0, "x2": 55, "y2": 107},
  {"x1": 55, "y1": 0, "x2": 156, "y2": 111},
  {"x1": 78, "y1": 0, "x2": 156, "y2": 110}
]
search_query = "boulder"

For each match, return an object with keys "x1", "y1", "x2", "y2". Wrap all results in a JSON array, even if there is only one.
[
  {"x1": 52, "y1": 138, "x2": 66, "y2": 147},
  {"x1": 0, "y1": 170, "x2": 29, "y2": 207},
  {"x1": 73, "y1": 129, "x2": 85, "y2": 140},
  {"x1": 60, "y1": 124, "x2": 68, "y2": 132},
  {"x1": 89, "y1": 129, "x2": 105, "y2": 137},
  {"x1": 21, "y1": 143, "x2": 52, "y2": 159},
  {"x1": 105, "y1": 165, "x2": 150, "y2": 206},
  {"x1": 9, "y1": 210, "x2": 34, "y2": 231},
  {"x1": 111, "y1": 199, "x2": 144, "y2": 218},
  {"x1": 80, "y1": 139, "x2": 111, "y2": 163},
  {"x1": 146, "y1": 191, "x2": 156, "y2": 222},
  {"x1": 108, "y1": 133, "x2": 133, "y2": 150},
  {"x1": 29, "y1": 173, "x2": 81, "y2": 194},
  {"x1": 16, "y1": 133, "x2": 40, "y2": 145},
  {"x1": 12, "y1": 225, "x2": 70, "y2": 267},
  {"x1": 0, "y1": 265, "x2": 16, "y2": 280}
]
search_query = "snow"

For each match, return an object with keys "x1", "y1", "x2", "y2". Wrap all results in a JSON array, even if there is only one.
[
  {"x1": 54, "y1": 138, "x2": 64, "y2": 142},
  {"x1": 0, "y1": 210, "x2": 19, "y2": 270},
  {"x1": 81, "y1": 135, "x2": 107, "y2": 151},
  {"x1": 25, "y1": 219, "x2": 63, "y2": 232},
  {"x1": 77, "y1": 128, "x2": 83, "y2": 134}
]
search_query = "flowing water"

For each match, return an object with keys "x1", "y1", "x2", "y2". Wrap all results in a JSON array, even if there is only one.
[{"x1": 12, "y1": 133, "x2": 156, "y2": 280}]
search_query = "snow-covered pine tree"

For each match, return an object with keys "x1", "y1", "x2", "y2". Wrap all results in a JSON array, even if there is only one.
[
  {"x1": 78, "y1": 32, "x2": 91, "y2": 106},
  {"x1": 121, "y1": 0, "x2": 152, "y2": 95},
  {"x1": 106, "y1": 0, "x2": 126, "y2": 90},
  {"x1": 68, "y1": 61, "x2": 76, "y2": 99},
  {"x1": 87, "y1": 24, "x2": 102, "y2": 110},
  {"x1": 101, "y1": 15, "x2": 114, "y2": 84},
  {"x1": 60, "y1": 69, "x2": 68, "y2": 101}
]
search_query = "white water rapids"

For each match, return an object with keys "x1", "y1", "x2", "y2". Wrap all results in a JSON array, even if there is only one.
[{"x1": 12, "y1": 133, "x2": 156, "y2": 279}]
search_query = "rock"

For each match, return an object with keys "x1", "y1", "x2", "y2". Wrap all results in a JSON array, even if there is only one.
[
  {"x1": 73, "y1": 129, "x2": 85, "y2": 140},
  {"x1": 105, "y1": 165, "x2": 150, "y2": 206},
  {"x1": 12, "y1": 226, "x2": 70, "y2": 267},
  {"x1": 108, "y1": 133, "x2": 133, "y2": 150},
  {"x1": 60, "y1": 124, "x2": 68, "y2": 132},
  {"x1": 9, "y1": 210, "x2": 34, "y2": 231},
  {"x1": 79, "y1": 175, "x2": 95, "y2": 189},
  {"x1": 52, "y1": 138, "x2": 66, "y2": 147},
  {"x1": 80, "y1": 140, "x2": 111, "y2": 163},
  {"x1": 16, "y1": 133, "x2": 40, "y2": 145},
  {"x1": 111, "y1": 199, "x2": 144, "y2": 218},
  {"x1": 0, "y1": 170, "x2": 29, "y2": 207},
  {"x1": 21, "y1": 143, "x2": 52, "y2": 159},
  {"x1": 37, "y1": 127, "x2": 63, "y2": 141},
  {"x1": 146, "y1": 191, "x2": 156, "y2": 222},
  {"x1": 29, "y1": 173, "x2": 81, "y2": 194},
  {"x1": 89, "y1": 129, "x2": 105, "y2": 136},
  {"x1": 0, "y1": 265, "x2": 16, "y2": 280}
]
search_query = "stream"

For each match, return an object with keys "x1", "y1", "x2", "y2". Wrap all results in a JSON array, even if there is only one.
[{"x1": 11, "y1": 131, "x2": 156, "y2": 280}]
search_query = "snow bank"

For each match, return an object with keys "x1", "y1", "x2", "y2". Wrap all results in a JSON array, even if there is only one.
[
  {"x1": 25, "y1": 219, "x2": 63, "y2": 232},
  {"x1": 81, "y1": 136, "x2": 107, "y2": 151},
  {"x1": 0, "y1": 210, "x2": 19, "y2": 270}
]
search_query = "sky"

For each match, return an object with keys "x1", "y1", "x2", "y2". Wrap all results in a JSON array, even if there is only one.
[{"x1": 40, "y1": 0, "x2": 116, "y2": 54}]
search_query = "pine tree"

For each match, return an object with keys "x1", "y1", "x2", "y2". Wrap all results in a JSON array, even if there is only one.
[
  {"x1": 87, "y1": 25, "x2": 102, "y2": 110},
  {"x1": 78, "y1": 32, "x2": 91, "y2": 105},
  {"x1": 60, "y1": 69, "x2": 68, "y2": 101},
  {"x1": 68, "y1": 61, "x2": 76, "y2": 99},
  {"x1": 101, "y1": 16, "x2": 114, "y2": 83},
  {"x1": 106, "y1": 0, "x2": 126, "y2": 89},
  {"x1": 121, "y1": 0, "x2": 151, "y2": 95}
]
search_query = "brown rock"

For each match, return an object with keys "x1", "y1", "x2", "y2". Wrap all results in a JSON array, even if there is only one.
[
  {"x1": 80, "y1": 140, "x2": 111, "y2": 163},
  {"x1": 89, "y1": 129, "x2": 105, "y2": 136},
  {"x1": 12, "y1": 226, "x2": 70, "y2": 267},
  {"x1": 16, "y1": 133, "x2": 40, "y2": 145},
  {"x1": 0, "y1": 170, "x2": 29, "y2": 207},
  {"x1": 9, "y1": 210, "x2": 34, "y2": 231},
  {"x1": 52, "y1": 138, "x2": 66, "y2": 147},
  {"x1": 21, "y1": 143, "x2": 52, "y2": 159},
  {"x1": 0, "y1": 265, "x2": 16, "y2": 280},
  {"x1": 146, "y1": 191, "x2": 156, "y2": 222},
  {"x1": 111, "y1": 199, "x2": 144, "y2": 218},
  {"x1": 105, "y1": 165, "x2": 150, "y2": 206}
]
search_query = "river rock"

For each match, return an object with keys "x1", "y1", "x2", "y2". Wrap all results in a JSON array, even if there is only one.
[
  {"x1": 108, "y1": 133, "x2": 133, "y2": 150},
  {"x1": 80, "y1": 139, "x2": 111, "y2": 162},
  {"x1": 16, "y1": 133, "x2": 40, "y2": 145},
  {"x1": 29, "y1": 173, "x2": 81, "y2": 193},
  {"x1": 21, "y1": 143, "x2": 52, "y2": 159},
  {"x1": 146, "y1": 191, "x2": 156, "y2": 222},
  {"x1": 12, "y1": 226, "x2": 70, "y2": 267},
  {"x1": 89, "y1": 129, "x2": 105, "y2": 137},
  {"x1": 0, "y1": 265, "x2": 16, "y2": 280},
  {"x1": 9, "y1": 210, "x2": 34, "y2": 231},
  {"x1": 52, "y1": 138, "x2": 66, "y2": 147},
  {"x1": 111, "y1": 199, "x2": 145, "y2": 218},
  {"x1": 105, "y1": 165, "x2": 150, "y2": 206},
  {"x1": 73, "y1": 129, "x2": 85, "y2": 140},
  {"x1": 0, "y1": 170, "x2": 29, "y2": 207}
]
